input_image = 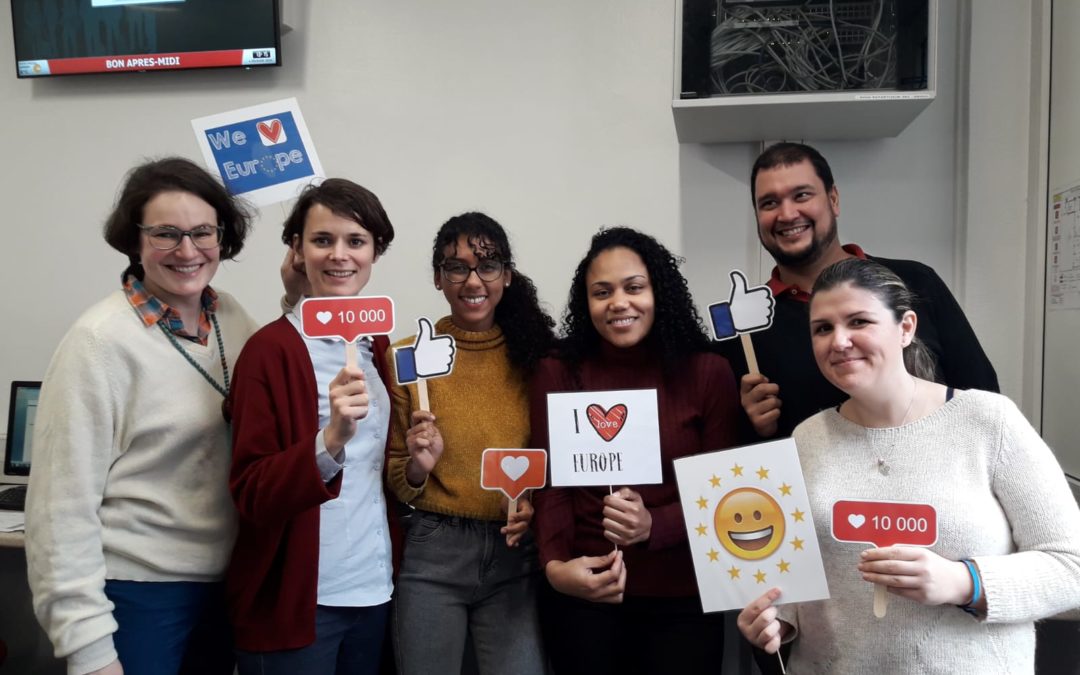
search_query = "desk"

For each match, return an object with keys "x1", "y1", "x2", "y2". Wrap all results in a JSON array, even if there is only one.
[
  {"x1": 0, "y1": 531, "x2": 24, "y2": 548},
  {"x1": 0, "y1": 538, "x2": 63, "y2": 674}
]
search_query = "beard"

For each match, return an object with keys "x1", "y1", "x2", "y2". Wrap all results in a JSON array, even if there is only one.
[{"x1": 760, "y1": 214, "x2": 839, "y2": 269}]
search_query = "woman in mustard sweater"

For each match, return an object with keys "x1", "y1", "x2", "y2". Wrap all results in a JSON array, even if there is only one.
[{"x1": 386, "y1": 212, "x2": 554, "y2": 675}]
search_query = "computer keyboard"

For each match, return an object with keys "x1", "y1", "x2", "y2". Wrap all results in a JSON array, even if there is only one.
[{"x1": 0, "y1": 485, "x2": 27, "y2": 511}]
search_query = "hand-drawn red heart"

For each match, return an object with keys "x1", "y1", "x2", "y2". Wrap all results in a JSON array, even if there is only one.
[
  {"x1": 257, "y1": 119, "x2": 283, "y2": 143},
  {"x1": 586, "y1": 403, "x2": 627, "y2": 442}
]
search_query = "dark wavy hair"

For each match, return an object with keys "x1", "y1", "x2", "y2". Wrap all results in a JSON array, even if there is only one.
[
  {"x1": 282, "y1": 178, "x2": 394, "y2": 255},
  {"x1": 103, "y1": 157, "x2": 252, "y2": 280},
  {"x1": 432, "y1": 212, "x2": 554, "y2": 374},
  {"x1": 559, "y1": 227, "x2": 710, "y2": 368},
  {"x1": 812, "y1": 258, "x2": 938, "y2": 380}
]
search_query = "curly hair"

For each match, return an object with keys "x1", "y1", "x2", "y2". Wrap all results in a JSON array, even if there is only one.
[
  {"x1": 559, "y1": 227, "x2": 710, "y2": 368},
  {"x1": 432, "y1": 212, "x2": 555, "y2": 374}
]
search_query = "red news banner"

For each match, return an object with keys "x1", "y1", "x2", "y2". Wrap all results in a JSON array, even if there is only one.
[{"x1": 45, "y1": 50, "x2": 249, "y2": 75}]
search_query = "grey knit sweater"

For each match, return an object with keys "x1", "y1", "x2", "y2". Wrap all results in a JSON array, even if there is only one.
[{"x1": 780, "y1": 389, "x2": 1080, "y2": 674}]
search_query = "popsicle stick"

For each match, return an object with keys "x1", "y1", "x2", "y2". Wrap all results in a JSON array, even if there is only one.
[
  {"x1": 777, "y1": 651, "x2": 787, "y2": 674},
  {"x1": 508, "y1": 498, "x2": 518, "y2": 517},
  {"x1": 740, "y1": 333, "x2": 760, "y2": 375},
  {"x1": 417, "y1": 378, "x2": 430, "y2": 412},
  {"x1": 345, "y1": 340, "x2": 358, "y2": 369},
  {"x1": 873, "y1": 583, "x2": 888, "y2": 618},
  {"x1": 608, "y1": 485, "x2": 619, "y2": 552}
]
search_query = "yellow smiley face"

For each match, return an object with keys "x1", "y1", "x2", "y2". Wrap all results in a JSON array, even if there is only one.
[{"x1": 714, "y1": 487, "x2": 785, "y2": 560}]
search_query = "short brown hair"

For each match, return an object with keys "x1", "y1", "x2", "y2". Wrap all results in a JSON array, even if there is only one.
[
  {"x1": 281, "y1": 178, "x2": 394, "y2": 255},
  {"x1": 103, "y1": 157, "x2": 252, "y2": 277}
]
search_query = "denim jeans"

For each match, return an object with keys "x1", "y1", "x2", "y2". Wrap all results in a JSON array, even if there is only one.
[
  {"x1": 104, "y1": 579, "x2": 233, "y2": 675},
  {"x1": 392, "y1": 511, "x2": 545, "y2": 675},
  {"x1": 235, "y1": 602, "x2": 389, "y2": 675}
]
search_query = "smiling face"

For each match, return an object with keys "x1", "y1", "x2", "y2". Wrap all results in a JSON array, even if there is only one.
[
  {"x1": 586, "y1": 246, "x2": 656, "y2": 349},
  {"x1": 294, "y1": 203, "x2": 378, "y2": 298},
  {"x1": 754, "y1": 159, "x2": 841, "y2": 268},
  {"x1": 714, "y1": 488, "x2": 785, "y2": 560},
  {"x1": 810, "y1": 282, "x2": 916, "y2": 395},
  {"x1": 138, "y1": 190, "x2": 220, "y2": 313},
  {"x1": 436, "y1": 233, "x2": 508, "y2": 332}
]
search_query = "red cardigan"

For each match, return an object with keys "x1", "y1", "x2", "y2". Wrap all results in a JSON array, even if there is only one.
[
  {"x1": 530, "y1": 343, "x2": 740, "y2": 598},
  {"x1": 226, "y1": 316, "x2": 403, "y2": 651}
]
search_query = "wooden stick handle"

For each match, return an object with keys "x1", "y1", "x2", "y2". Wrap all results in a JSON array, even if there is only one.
[
  {"x1": 508, "y1": 498, "x2": 518, "y2": 518},
  {"x1": 417, "y1": 378, "x2": 430, "y2": 412},
  {"x1": 873, "y1": 583, "x2": 888, "y2": 618},
  {"x1": 345, "y1": 340, "x2": 358, "y2": 369},
  {"x1": 740, "y1": 333, "x2": 760, "y2": 375}
]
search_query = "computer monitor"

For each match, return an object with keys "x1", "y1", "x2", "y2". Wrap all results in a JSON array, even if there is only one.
[{"x1": 3, "y1": 381, "x2": 41, "y2": 485}]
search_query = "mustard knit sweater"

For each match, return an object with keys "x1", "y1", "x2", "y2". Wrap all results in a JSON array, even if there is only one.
[{"x1": 386, "y1": 317, "x2": 529, "y2": 520}]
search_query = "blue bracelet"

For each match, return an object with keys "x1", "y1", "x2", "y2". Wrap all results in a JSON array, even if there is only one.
[{"x1": 959, "y1": 559, "x2": 982, "y2": 614}]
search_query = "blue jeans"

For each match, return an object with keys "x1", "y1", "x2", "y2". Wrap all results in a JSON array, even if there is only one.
[
  {"x1": 104, "y1": 579, "x2": 233, "y2": 675},
  {"x1": 235, "y1": 602, "x2": 389, "y2": 675},
  {"x1": 392, "y1": 511, "x2": 545, "y2": 675}
]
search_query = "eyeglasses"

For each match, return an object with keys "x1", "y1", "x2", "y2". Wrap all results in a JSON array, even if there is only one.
[
  {"x1": 439, "y1": 259, "x2": 507, "y2": 283},
  {"x1": 138, "y1": 224, "x2": 223, "y2": 251}
]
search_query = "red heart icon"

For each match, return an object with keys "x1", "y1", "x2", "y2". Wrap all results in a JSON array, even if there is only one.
[
  {"x1": 257, "y1": 119, "x2": 283, "y2": 144},
  {"x1": 586, "y1": 403, "x2": 627, "y2": 442}
]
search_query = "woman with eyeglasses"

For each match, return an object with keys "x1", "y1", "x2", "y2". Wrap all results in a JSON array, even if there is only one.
[
  {"x1": 25, "y1": 157, "x2": 265, "y2": 675},
  {"x1": 227, "y1": 179, "x2": 402, "y2": 675},
  {"x1": 386, "y1": 212, "x2": 555, "y2": 675},
  {"x1": 529, "y1": 227, "x2": 741, "y2": 675}
]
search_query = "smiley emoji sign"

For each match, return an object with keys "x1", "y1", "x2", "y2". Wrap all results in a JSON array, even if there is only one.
[{"x1": 714, "y1": 487, "x2": 785, "y2": 560}]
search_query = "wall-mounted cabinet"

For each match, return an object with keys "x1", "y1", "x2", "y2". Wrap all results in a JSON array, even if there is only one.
[{"x1": 673, "y1": 0, "x2": 936, "y2": 143}]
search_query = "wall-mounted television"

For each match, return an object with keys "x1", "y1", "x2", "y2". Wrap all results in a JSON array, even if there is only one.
[{"x1": 11, "y1": 0, "x2": 281, "y2": 78}]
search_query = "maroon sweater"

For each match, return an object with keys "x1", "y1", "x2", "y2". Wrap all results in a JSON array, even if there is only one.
[
  {"x1": 226, "y1": 316, "x2": 402, "y2": 651},
  {"x1": 530, "y1": 342, "x2": 739, "y2": 598}
]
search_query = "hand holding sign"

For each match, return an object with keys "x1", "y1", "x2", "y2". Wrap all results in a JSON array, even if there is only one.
[
  {"x1": 602, "y1": 487, "x2": 653, "y2": 546},
  {"x1": 832, "y1": 500, "x2": 939, "y2": 617},
  {"x1": 404, "y1": 410, "x2": 444, "y2": 487},
  {"x1": 324, "y1": 365, "x2": 369, "y2": 458},
  {"x1": 394, "y1": 317, "x2": 457, "y2": 411},
  {"x1": 709, "y1": 270, "x2": 775, "y2": 375}
]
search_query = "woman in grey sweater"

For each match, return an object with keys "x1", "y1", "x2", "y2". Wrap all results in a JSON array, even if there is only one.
[{"x1": 738, "y1": 258, "x2": 1080, "y2": 674}]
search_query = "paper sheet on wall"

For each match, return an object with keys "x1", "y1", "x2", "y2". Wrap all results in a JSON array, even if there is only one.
[{"x1": 1049, "y1": 181, "x2": 1080, "y2": 311}]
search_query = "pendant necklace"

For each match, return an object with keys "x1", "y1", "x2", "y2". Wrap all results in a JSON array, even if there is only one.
[
  {"x1": 159, "y1": 314, "x2": 232, "y2": 422},
  {"x1": 876, "y1": 375, "x2": 917, "y2": 476}
]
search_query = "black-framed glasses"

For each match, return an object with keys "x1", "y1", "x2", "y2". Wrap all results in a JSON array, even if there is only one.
[
  {"x1": 439, "y1": 259, "x2": 507, "y2": 283},
  {"x1": 138, "y1": 224, "x2": 223, "y2": 251}
]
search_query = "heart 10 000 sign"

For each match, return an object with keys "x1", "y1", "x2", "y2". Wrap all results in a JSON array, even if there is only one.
[{"x1": 299, "y1": 296, "x2": 395, "y2": 342}]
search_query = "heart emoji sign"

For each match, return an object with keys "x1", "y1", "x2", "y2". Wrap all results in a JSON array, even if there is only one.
[
  {"x1": 831, "y1": 499, "x2": 938, "y2": 547},
  {"x1": 586, "y1": 403, "x2": 627, "y2": 442},
  {"x1": 300, "y1": 296, "x2": 395, "y2": 342},
  {"x1": 480, "y1": 449, "x2": 547, "y2": 501},
  {"x1": 256, "y1": 118, "x2": 286, "y2": 145}
]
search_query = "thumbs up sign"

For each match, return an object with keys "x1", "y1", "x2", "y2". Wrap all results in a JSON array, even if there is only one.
[
  {"x1": 709, "y1": 270, "x2": 776, "y2": 341},
  {"x1": 394, "y1": 317, "x2": 457, "y2": 384}
]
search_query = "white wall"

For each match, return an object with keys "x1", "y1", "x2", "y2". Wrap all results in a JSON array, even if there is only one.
[{"x1": 0, "y1": 0, "x2": 1028, "y2": 423}]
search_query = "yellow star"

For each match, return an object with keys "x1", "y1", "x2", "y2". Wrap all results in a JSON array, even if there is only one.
[
  {"x1": 777, "y1": 559, "x2": 791, "y2": 573},
  {"x1": 727, "y1": 565, "x2": 741, "y2": 579},
  {"x1": 696, "y1": 496, "x2": 708, "y2": 510},
  {"x1": 707, "y1": 549, "x2": 719, "y2": 562},
  {"x1": 779, "y1": 483, "x2": 792, "y2": 496},
  {"x1": 754, "y1": 569, "x2": 767, "y2": 584},
  {"x1": 791, "y1": 508, "x2": 805, "y2": 522},
  {"x1": 695, "y1": 523, "x2": 707, "y2": 537},
  {"x1": 709, "y1": 474, "x2": 722, "y2": 488},
  {"x1": 791, "y1": 537, "x2": 805, "y2": 551},
  {"x1": 731, "y1": 463, "x2": 744, "y2": 477},
  {"x1": 756, "y1": 466, "x2": 770, "y2": 480}
]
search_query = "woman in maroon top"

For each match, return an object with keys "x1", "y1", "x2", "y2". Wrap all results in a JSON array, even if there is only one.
[{"x1": 530, "y1": 227, "x2": 741, "y2": 674}]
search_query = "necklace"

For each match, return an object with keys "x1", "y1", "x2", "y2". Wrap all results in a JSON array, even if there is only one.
[
  {"x1": 159, "y1": 313, "x2": 232, "y2": 421},
  {"x1": 876, "y1": 375, "x2": 918, "y2": 476}
]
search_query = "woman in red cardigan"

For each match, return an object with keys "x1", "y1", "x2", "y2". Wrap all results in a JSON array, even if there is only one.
[
  {"x1": 531, "y1": 227, "x2": 741, "y2": 674},
  {"x1": 226, "y1": 179, "x2": 401, "y2": 675}
]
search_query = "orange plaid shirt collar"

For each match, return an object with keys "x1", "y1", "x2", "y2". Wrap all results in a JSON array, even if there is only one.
[{"x1": 122, "y1": 274, "x2": 218, "y2": 345}]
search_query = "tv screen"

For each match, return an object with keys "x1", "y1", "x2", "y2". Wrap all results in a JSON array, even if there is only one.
[{"x1": 11, "y1": 0, "x2": 281, "y2": 78}]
